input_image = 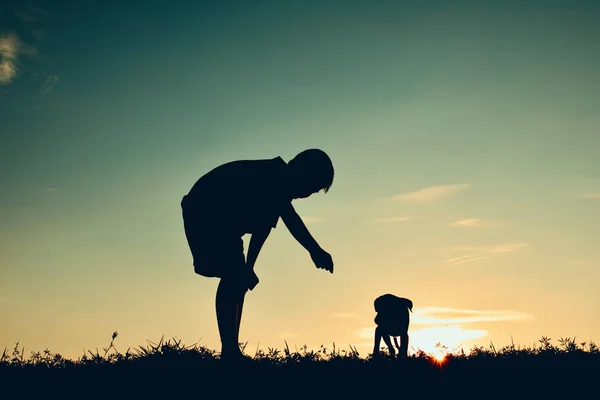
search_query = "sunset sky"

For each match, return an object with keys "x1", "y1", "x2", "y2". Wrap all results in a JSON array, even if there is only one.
[{"x1": 1, "y1": 0, "x2": 599, "y2": 359}]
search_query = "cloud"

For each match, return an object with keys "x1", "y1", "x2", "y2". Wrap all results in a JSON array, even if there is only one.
[
  {"x1": 445, "y1": 255, "x2": 490, "y2": 265},
  {"x1": 39, "y1": 74, "x2": 58, "y2": 95},
  {"x1": 355, "y1": 327, "x2": 377, "y2": 339},
  {"x1": 373, "y1": 216, "x2": 411, "y2": 223},
  {"x1": 579, "y1": 193, "x2": 600, "y2": 199},
  {"x1": 32, "y1": 30, "x2": 45, "y2": 40},
  {"x1": 0, "y1": 31, "x2": 37, "y2": 85},
  {"x1": 47, "y1": 188, "x2": 57, "y2": 191},
  {"x1": 14, "y1": 8, "x2": 36, "y2": 22},
  {"x1": 410, "y1": 325, "x2": 489, "y2": 343},
  {"x1": 451, "y1": 243, "x2": 527, "y2": 255},
  {"x1": 14, "y1": 3, "x2": 47, "y2": 23},
  {"x1": 301, "y1": 216, "x2": 324, "y2": 224},
  {"x1": 355, "y1": 325, "x2": 489, "y2": 355},
  {"x1": 410, "y1": 307, "x2": 532, "y2": 325},
  {"x1": 446, "y1": 243, "x2": 526, "y2": 265},
  {"x1": 332, "y1": 312, "x2": 356, "y2": 319},
  {"x1": 354, "y1": 306, "x2": 531, "y2": 354},
  {"x1": 449, "y1": 218, "x2": 502, "y2": 228},
  {"x1": 0, "y1": 32, "x2": 21, "y2": 84},
  {"x1": 391, "y1": 184, "x2": 471, "y2": 205}
]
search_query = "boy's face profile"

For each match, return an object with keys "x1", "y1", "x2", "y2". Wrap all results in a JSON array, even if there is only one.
[
  {"x1": 286, "y1": 149, "x2": 333, "y2": 200},
  {"x1": 289, "y1": 174, "x2": 324, "y2": 199},
  {"x1": 292, "y1": 183, "x2": 322, "y2": 199}
]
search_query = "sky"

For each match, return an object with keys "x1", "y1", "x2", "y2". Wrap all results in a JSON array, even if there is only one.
[{"x1": 1, "y1": 0, "x2": 599, "y2": 360}]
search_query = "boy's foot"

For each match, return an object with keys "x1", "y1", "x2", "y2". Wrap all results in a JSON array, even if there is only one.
[{"x1": 220, "y1": 351, "x2": 253, "y2": 365}]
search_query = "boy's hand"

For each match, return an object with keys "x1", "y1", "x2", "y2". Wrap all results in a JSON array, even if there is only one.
[{"x1": 310, "y1": 248, "x2": 334, "y2": 273}]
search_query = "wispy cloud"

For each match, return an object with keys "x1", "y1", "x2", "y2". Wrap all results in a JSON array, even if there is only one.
[
  {"x1": 445, "y1": 255, "x2": 490, "y2": 266},
  {"x1": 410, "y1": 307, "x2": 532, "y2": 325},
  {"x1": 391, "y1": 184, "x2": 471, "y2": 205},
  {"x1": 32, "y1": 29, "x2": 45, "y2": 40},
  {"x1": 332, "y1": 312, "x2": 356, "y2": 319},
  {"x1": 448, "y1": 218, "x2": 502, "y2": 228},
  {"x1": 373, "y1": 216, "x2": 411, "y2": 223},
  {"x1": 47, "y1": 187, "x2": 57, "y2": 191},
  {"x1": 14, "y1": 3, "x2": 47, "y2": 23},
  {"x1": 302, "y1": 216, "x2": 324, "y2": 224},
  {"x1": 15, "y1": 8, "x2": 36, "y2": 22},
  {"x1": 579, "y1": 193, "x2": 600, "y2": 200},
  {"x1": 39, "y1": 74, "x2": 58, "y2": 95},
  {"x1": 451, "y1": 243, "x2": 527, "y2": 255}
]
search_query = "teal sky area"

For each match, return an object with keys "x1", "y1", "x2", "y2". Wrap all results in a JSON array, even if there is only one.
[{"x1": 1, "y1": 0, "x2": 599, "y2": 358}]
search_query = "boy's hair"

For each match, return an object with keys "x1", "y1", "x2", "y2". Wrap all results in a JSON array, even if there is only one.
[{"x1": 288, "y1": 149, "x2": 335, "y2": 193}]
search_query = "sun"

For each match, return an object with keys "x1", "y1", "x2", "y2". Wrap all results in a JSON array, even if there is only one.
[{"x1": 428, "y1": 343, "x2": 448, "y2": 365}]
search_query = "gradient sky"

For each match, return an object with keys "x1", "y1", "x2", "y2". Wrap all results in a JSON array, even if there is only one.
[{"x1": 1, "y1": 0, "x2": 599, "y2": 359}]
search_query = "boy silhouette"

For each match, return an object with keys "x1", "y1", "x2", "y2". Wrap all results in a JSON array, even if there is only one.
[
  {"x1": 181, "y1": 149, "x2": 335, "y2": 361},
  {"x1": 373, "y1": 294, "x2": 413, "y2": 358}
]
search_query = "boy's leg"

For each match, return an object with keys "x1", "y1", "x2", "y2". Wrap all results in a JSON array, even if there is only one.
[
  {"x1": 216, "y1": 277, "x2": 248, "y2": 358},
  {"x1": 201, "y1": 236, "x2": 249, "y2": 360},
  {"x1": 235, "y1": 286, "x2": 245, "y2": 345},
  {"x1": 183, "y1": 212, "x2": 251, "y2": 360}
]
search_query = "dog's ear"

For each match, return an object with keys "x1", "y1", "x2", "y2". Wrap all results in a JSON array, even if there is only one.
[
  {"x1": 374, "y1": 295, "x2": 385, "y2": 312},
  {"x1": 403, "y1": 298, "x2": 413, "y2": 313}
]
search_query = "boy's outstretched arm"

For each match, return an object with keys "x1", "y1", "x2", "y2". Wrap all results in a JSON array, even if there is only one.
[{"x1": 280, "y1": 202, "x2": 334, "y2": 273}]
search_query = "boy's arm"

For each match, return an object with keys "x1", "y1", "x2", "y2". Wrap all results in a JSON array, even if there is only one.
[
  {"x1": 246, "y1": 225, "x2": 272, "y2": 271},
  {"x1": 280, "y1": 202, "x2": 334, "y2": 273},
  {"x1": 280, "y1": 202, "x2": 321, "y2": 253}
]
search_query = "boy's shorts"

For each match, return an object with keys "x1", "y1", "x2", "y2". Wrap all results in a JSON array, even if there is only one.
[{"x1": 182, "y1": 196, "x2": 245, "y2": 279}]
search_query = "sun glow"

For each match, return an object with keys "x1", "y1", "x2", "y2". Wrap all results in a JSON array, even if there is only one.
[
  {"x1": 432, "y1": 350, "x2": 446, "y2": 362},
  {"x1": 408, "y1": 325, "x2": 487, "y2": 355},
  {"x1": 428, "y1": 343, "x2": 449, "y2": 364},
  {"x1": 356, "y1": 323, "x2": 488, "y2": 358}
]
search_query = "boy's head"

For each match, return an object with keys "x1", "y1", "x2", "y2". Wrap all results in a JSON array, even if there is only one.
[{"x1": 287, "y1": 149, "x2": 334, "y2": 199}]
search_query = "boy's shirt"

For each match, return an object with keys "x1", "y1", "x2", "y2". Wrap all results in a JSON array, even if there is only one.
[{"x1": 184, "y1": 156, "x2": 291, "y2": 236}]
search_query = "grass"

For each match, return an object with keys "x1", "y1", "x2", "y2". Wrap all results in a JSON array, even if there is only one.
[{"x1": 1, "y1": 333, "x2": 598, "y2": 397}]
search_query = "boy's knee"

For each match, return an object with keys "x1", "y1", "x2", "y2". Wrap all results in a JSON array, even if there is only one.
[
  {"x1": 193, "y1": 242, "x2": 245, "y2": 279},
  {"x1": 194, "y1": 261, "x2": 219, "y2": 277},
  {"x1": 218, "y1": 276, "x2": 249, "y2": 296}
]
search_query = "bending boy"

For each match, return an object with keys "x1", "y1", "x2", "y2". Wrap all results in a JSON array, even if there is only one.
[{"x1": 181, "y1": 149, "x2": 335, "y2": 361}]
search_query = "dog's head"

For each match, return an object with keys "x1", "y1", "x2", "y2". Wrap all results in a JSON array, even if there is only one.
[{"x1": 374, "y1": 294, "x2": 413, "y2": 313}]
